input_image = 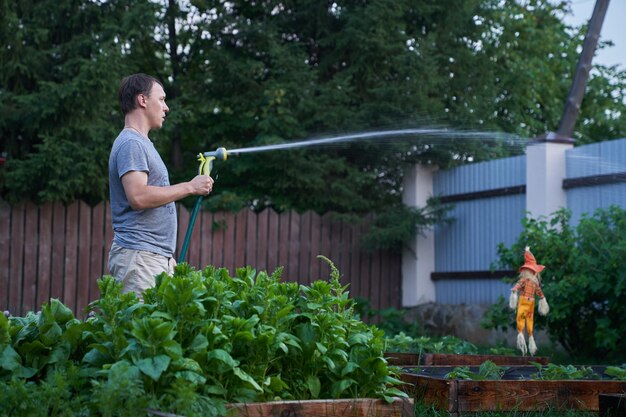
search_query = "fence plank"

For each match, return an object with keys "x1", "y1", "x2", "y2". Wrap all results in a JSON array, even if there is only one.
[
  {"x1": 89, "y1": 202, "x2": 105, "y2": 303},
  {"x1": 211, "y1": 211, "x2": 226, "y2": 267},
  {"x1": 199, "y1": 210, "x2": 212, "y2": 268},
  {"x1": 76, "y1": 201, "x2": 92, "y2": 317},
  {"x1": 188, "y1": 206, "x2": 202, "y2": 269},
  {"x1": 104, "y1": 201, "x2": 113, "y2": 275},
  {"x1": 176, "y1": 205, "x2": 190, "y2": 263},
  {"x1": 0, "y1": 201, "x2": 11, "y2": 311},
  {"x1": 277, "y1": 212, "x2": 290, "y2": 273},
  {"x1": 349, "y1": 219, "x2": 362, "y2": 299},
  {"x1": 309, "y1": 213, "x2": 321, "y2": 282},
  {"x1": 288, "y1": 213, "x2": 300, "y2": 282},
  {"x1": 339, "y1": 222, "x2": 351, "y2": 287},
  {"x1": 358, "y1": 217, "x2": 372, "y2": 303},
  {"x1": 51, "y1": 203, "x2": 66, "y2": 300},
  {"x1": 36, "y1": 203, "x2": 53, "y2": 309},
  {"x1": 63, "y1": 202, "x2": 79, "y2": 313},
  {"x1": 21, "y1": 202, "x2": 38, "y2": 313},
  {"x1": 222, "y1": 211, "x2": 236, "y2": 273},
  {"x1": 256, "y1": 210, "x2": 268, "y2": 272},
  {"x1": 235, "y1": 211, "x2": 247, "y2": 269},
  {"x1": 298, "y1": 211, "x2": 312, "y2": 285},
  {"x1": 318, "y1": 212, "x2": 332, "y2": 280},
  {"x1": 8, "y1": 202, "x2": 25, "y2": 314},
  {"x1": 245, "y1": 210, "x2": 257, "y2": 268},
  {"x1": 266, "y1": 210, "x2": 279, "y2": 273}
]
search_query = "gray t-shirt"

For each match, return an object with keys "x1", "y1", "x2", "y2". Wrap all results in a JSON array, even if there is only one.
[{"x1": 109, "y1": 129, "x2": 177, "y2": 257}]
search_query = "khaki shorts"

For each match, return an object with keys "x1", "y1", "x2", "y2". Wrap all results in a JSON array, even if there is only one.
[{"x1": 107, "y1": 242, "x2": 176, "y2": 297}]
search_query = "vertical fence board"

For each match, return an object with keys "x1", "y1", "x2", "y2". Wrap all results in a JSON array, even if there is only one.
[
  {"x1": 22, "y1": 203, "x2": 38, "y2": 313},
  {"x1": 76, "y1": 202, "x2": 92, "y2": 317},
  {"x1": 89, "y1": 202, "x2": 105, "y2": 303},
  {"x1": 63, "y1": 202, "x2": 79, "y2": 313},
  {"x1": 277, "y1": 212, "x2": 290, "y2": 273},
  {"x1": 309, "y1": 213, "x2": 321, "y2": 282},
  {"x1": 358, "y1": 217, "x2": 372, "y2": 303},
  {"x1": 188, "y1": 207, "x2": 202, "y2": 269},
  {"x1": 211, "y1": 212, "x2": 226, "y2": 267},
  {"x1": 245, "y1": 210, "x2": 257, "y2": 268},
  {"x1": 0, "y1": 201, "x2": 11, "y2": 311},
  {"x1": 391, "y1": 253, "x2": 402, "y2": 309},
  {"x1": 339, "y1": 223, "x2": 351, "y2": 287},
  {"x1": 298, "y1": 212, "x2": 312, "y2": 285},
  {"x1": 200, "y1": 211, "x2": 213, "y2": 267},
  {"x1": 104, "y1": 201, "x2": 113, "y2": 274},
  {"x1": 256, "y1": 210, "x2": 268, "y2": 272},
  {"x1": 349, "y1": 219, "x2": 362, "y2": 299},
  {"x1": 222, "y1": 211, "x2": 236, "y2": 273},
  {"x1": 288, "y1": 213, "x2": 300, "y2": 282},
  {"x1": 51, "y1": 203, "x2": 66, "y2": 300},
  {"x1": 319, "y1": 213, "x2": 332, "y2": 280},
  {"x1": 36, "y1": 203, "x2": 53, "y2": 309},
  {"x1": 8, "y1": 202, "x2": 25, "y2": 314},
  {"x1": 235, "y1": 211, "x2": 247, "y2": 268},
  {"x1": 176, "y1": 206, "x2": 190, "y2": 263},
  {"x1": 266, "y1": 210, "x2": 279, "y2": 273}
]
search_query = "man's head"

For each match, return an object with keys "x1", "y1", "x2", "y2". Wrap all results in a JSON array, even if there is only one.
[
  {"x1": 119, "y1": 73, "x2": 169, "y2": 129},
  {"x1": 119, "y1": 73, "x2": 162, "y2": 114}
]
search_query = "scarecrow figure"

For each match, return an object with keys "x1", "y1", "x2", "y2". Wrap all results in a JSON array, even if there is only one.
[{"x1": 509, "y1": 246, "x2": 549, "y2": 356}]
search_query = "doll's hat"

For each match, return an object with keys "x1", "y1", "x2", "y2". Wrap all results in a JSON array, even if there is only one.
[{"x1": 518, "y1": 246, "x2": 545, "y2": 273}]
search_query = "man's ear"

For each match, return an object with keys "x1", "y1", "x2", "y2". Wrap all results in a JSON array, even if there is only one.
[{"x1": 136, "y1": 93, "x2": 147, "y2": 108}]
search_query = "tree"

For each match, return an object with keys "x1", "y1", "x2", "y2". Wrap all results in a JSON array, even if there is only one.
[{"x1": 1, "y1": 0, "x2": 625, "y2": 219}]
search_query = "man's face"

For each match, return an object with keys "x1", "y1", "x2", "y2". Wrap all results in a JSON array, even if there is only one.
[{"x1": 145, "y1": 82, "x2": 169, "y2": 129}]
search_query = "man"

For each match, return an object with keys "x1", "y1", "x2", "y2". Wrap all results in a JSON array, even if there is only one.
[{"x1": 108, "y1": 73, "x2": 213, "y2": 296}]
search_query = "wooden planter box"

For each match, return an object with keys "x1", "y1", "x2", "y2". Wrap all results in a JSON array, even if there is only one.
[
  {"x1": 384, "y1": 352, "x2": 549, "y2": 366},
  {"x1": 399, "y1": 366, "x2": 626, "y2": 415},
  {"x1": 225, "y1": 398, "x2": 414, "y2": 417}
]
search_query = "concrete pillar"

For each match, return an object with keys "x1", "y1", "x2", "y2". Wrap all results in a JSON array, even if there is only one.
[
  {"x1": 401, "y1": 164, "x2": 437, "y2": 306},
  {"x1": 525, "y1": 135, "x2": 574, "y2": 218}
]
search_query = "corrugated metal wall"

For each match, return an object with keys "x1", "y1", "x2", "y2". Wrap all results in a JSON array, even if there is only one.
[
  {"x1": 433, "y1": 156, "x2": 526, "y2": 304},
  {"x1": 432, "y1": 138, "x2": 626, "y2": 305},
  {"x1": 566, "y1": 139, "x2": 626, "y2": 224}
]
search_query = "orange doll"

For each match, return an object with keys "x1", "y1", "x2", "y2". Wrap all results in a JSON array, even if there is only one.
[{"x1": 509, "y1": 246, "x2": 549, "y2": 356}]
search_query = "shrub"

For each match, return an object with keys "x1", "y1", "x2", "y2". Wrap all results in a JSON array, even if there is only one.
[{"x1": 484, "y1": 206, "x2": 626, "y2": 361}]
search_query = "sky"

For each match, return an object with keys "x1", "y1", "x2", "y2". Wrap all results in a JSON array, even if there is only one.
[{"x1": 566, "y1": 0, "x2": 625, "y2": 69}]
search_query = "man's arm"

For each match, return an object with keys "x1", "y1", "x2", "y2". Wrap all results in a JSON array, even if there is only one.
[{"x1": 122, "y1": 171, "x2": 213, "y2": 210}]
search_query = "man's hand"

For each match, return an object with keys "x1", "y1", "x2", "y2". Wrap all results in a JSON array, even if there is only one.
[{"x1": 189, "y1": 174, "x2": 214, "y2": 196}]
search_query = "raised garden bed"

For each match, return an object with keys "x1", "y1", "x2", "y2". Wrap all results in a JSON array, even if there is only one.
[
  {"x1": 225, "y1": 397, "x2": 414, "y2": 417},
  {"x1": 384, "y1": 352, "x2": 549, "y2": 366},
  {"x1": 400, "y1": 365, "x2": 626, "y2": 414}
]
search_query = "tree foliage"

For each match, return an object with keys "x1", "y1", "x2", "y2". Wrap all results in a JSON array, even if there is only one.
[
  {"x1": 1, "y1": 0, "x2": 626, "y2": 216},
  {"x1": 485, "y1": 207, "x2": 626, "y2": 360}
]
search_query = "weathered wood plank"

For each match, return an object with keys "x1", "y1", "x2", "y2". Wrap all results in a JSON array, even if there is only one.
[
  {"x1": 50, "y1": 203, "x2": 66, "y2": 300},
  {"x1": 0, "y1": 201, "x2": 11, "y2": 311},
  {"x1": 287, "y1": 212, "x2": 300, "y2": 282},
  {"x1": 234, "y1": 210, "x2": 247, "y2": 269},
  {"x1": 423, "y1": 353, "x2": 549, "y2": 366},
  {"x1": 89, "y1": 202, "x2": 105, "y2": 303},
  {"x1": 63, "y1": 202, "x2": 79, "y2": 313},
  {"x1": 256, "y1": 209, "x2": 268, "y2": 272},
  {"x1": 76, "y1": 201, "x2": 92, "y2": 317},
  {"x1": 298, "y1": 211, "x2": 312, "y2": 285},
  {"x1": 225, "y1": 398, "x2": 414, "y2": 417},
  {"x1": 22, "y1": 202, "x2": 38, "y2": 313},
  {"x1": 36, "y1": 203, "x2": 53, "y2": 309},
  {"x1": 245, "y1": 209, "x2": 257, "y2": 267}
]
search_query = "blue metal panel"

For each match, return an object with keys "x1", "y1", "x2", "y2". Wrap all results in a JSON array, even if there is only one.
[
  {"x1": 435, "y1": 194, "x2": 526, "y2": 271},
  {"x1": 435, "y1": 279, "x2": 512, "y2": 305},
  {"x1": 568, "y1": 183, "x2": 626, "y2": 225},
  {"x1": 434, "y1": 156, "x2": 526, "y2": 196},
  {"x1": 566, "y1": 137, "x2": 626, "y2": 178}
]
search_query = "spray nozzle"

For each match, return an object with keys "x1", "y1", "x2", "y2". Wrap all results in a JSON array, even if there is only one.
[{"x1": 198, "y1": 147, "x2": 227, "y2": 176}]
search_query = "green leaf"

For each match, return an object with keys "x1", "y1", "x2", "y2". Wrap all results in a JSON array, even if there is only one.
[
  {"x1": 306, "y1": 375, "x2": 321, "y2": 398},
  {"x1": 135, "y1": 355, "x2": 171, "y2": 381},
  {"x1": 232, "y1": 367, "x2": 263, "y2": 392}
]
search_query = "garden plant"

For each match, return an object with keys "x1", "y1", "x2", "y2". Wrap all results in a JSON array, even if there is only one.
[{"x1": 0, "y1": 258, "x2": 406, "y2": 417}]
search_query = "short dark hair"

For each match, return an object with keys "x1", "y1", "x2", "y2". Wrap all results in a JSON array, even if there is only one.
[{"x1": 118, "y1": 73, "x2": 163, "y2": 114}]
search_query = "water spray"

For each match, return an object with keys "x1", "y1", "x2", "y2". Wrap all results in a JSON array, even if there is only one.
[{"x1": 178, "y1": 128, "x2": 526, "y2": 262}]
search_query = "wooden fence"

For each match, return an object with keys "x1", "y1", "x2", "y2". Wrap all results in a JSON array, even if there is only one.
[{"x1": 0, "y1": 200, "x2": 402, "y2": 317}]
